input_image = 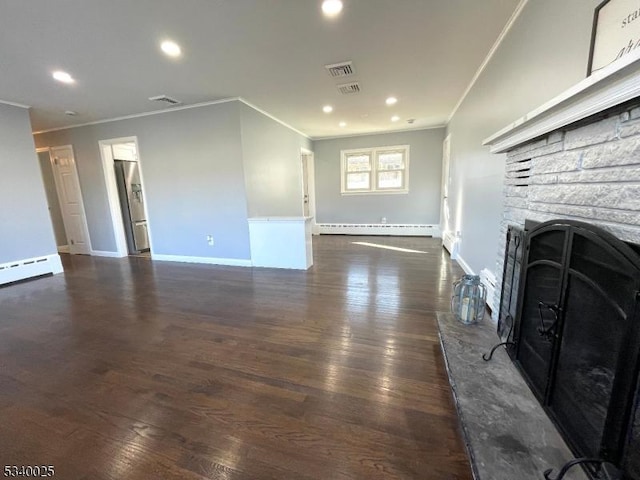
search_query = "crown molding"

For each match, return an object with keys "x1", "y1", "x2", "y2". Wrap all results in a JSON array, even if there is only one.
[
  {"x1": 312, "y1": 124, "x2": 446, "y2": 141},
  {"x1": 237, "y1": 98, "x2": 310, "y2": 139},
  {"x1": 32, "y1": 97, "x2": 240, "y2": 135},
  {"x1": 447, "y1": 0, "x2": 529, "y2": 123},
  {"x1": 0, "y1": 99, "x2": 30, "y2": 109}
]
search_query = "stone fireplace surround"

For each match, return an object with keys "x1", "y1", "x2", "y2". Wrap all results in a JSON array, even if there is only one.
[
  {"x1": 485, "y1": 51, "x2": 640, "y2": 316},
  {"x1": 436, "y1": 51, "x2": 640, "y2": 479}
]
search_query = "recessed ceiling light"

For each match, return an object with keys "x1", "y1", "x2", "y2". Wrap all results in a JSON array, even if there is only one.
[
  {"x1": 52, "y1": 71, "x2": 74, "y2": 84},
  {"x1": 386, "y1": 97, "x2": 398, "y2": 106},
  {"x1": 161, "y1": 40, "x2": 181, "y2": 57},
  {"x1": 391, "y1": 115, "x2": 400, "y2": 122},
  {"x1": 323, "y1": 105, "x2": 333, "y2": 113},
  {"x1": 322, "y1": 0, "x2": 343, "y2": 17},
  {"x1": 339, "y1": 121, "x2": 346, "y2": 127},
  {"x1": 64, "y1": 110, "x2": 77, "y2": 116}
]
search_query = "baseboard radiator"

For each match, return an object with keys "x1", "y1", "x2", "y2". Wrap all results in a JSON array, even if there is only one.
[
  {"x1": 0, "y1": 254, "x2": 64, "y2": 286},
  {"x1": 317, "y1": 223, "x2": 440, "y2": 237},
  {"x1": 442, "y1": 231, "x2": 460, "y2": 259},
  {"x1": 479, "y1": 268, "x2": 497, "y2": 314}
]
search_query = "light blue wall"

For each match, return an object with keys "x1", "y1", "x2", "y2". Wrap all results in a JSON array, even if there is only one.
[
  {"x1": 312, "y1": 128, "x2": 444, "y2": 224},
  {"x1": 0, "y1": 103, "x2": 57, "y2": 263},
  {"x1": 34, "y1": 100, "x2": 313, "y2": 260},
  {"x1": 239, "y1": 104, "x2": 312, "y2": 217},
  {"x1": 446, "y1": 0, "x2": 601, "y2": 274},
  {"x1": 35, "y1": 102, "x2": 252, "y2": 260}
]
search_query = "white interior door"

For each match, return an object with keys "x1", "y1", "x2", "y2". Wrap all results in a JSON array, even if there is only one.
[
  {"x1": 50, "y1": 146, "x2": 92, "y2": 255},
  {"x1": 440, "y1": 134, "x2": 452, "y2": 236}
]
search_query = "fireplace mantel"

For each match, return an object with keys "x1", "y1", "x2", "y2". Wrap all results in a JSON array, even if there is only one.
[{"x1": 484, "y1": 49, "x2": 640, "y2": 154}]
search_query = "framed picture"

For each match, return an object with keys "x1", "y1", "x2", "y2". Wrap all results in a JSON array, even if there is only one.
[{"x1": 587, "y1": 0, "x2": 640, "y2": 75}]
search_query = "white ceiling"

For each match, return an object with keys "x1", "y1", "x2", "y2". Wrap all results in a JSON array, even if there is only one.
[{"x1": 0, "y1": 0, "x2": 520, "y2": 138}]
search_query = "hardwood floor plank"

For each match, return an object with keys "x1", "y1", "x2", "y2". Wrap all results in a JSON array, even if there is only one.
[{"x1": 0, "y1": 235, "x2": 470, "y2": 479}]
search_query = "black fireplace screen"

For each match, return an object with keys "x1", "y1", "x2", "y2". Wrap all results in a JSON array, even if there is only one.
[{"x1": 512, "y1": 219, "x2": 640, "y2": 479}]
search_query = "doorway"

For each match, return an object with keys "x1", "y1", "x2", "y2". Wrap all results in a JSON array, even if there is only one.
[
  {"x1": 36, "y1": 146, "x2": 92, "y2": 255},
  {"x1": 301, "y1": 148, "x2": 318, "y2": 235},
  {"x1": 99, "y1": 137, "x2": 153, "y2": 257},
  {"x1": 440, "y1": 134, "x2": 460, "y2": 258},
  {"x1": 440, "y1": 134, "x2": 451, "y2": 237}
]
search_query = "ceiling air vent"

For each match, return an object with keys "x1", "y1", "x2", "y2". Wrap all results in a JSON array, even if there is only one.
[
  {"x1": 148, "y1": 95, "x2": 181, "y2": 106},
  {"x1": 325, "y1": 61, "x2": 354, "y2": 78},
  {"x1": 337, "y1": 82, "x2": 361, "y2": 95}
]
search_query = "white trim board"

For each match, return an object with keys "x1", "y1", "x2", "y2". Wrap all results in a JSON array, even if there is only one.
[
  {"x1": 318, "y1": 223, "x2": 441, "y2": 237},
  {"x1": 455, "y1": 255, "x2": 474, "y2": 275},
  {"x1": 447, "y1": 0, "x2": 529, "y2": 123},
  {"x1": 238, "y1": 98, "x2": 310, "y2": 139},
  {"x1": 32, "y1": 97, "x2": 312, "y2": 140},
  {"x1": 313, "y1": 125, "x2": 445, "y2": 141},
  {"x1": 90, "y1": 250, "x2": 125, "y2": 258},
  {"x1": 0, "y1": 254, "x2": 63, "y2": 286},
  {"x1": 152, "y1": 254, "x2": 252, "y2": 267},
  {"x1": 483, "y1": 47, "x2": 640, "y2": 153},
  {"x1": 33, "y1": 98, "x2": 241, "y2": 135},
  {"x1": 0, "y1": 99, "x2": 30, "y2": 109}
]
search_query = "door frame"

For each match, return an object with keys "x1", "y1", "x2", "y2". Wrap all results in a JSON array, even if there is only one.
[
  {"x1": 301, "y1": 148, "x2": 318, "y2": 235},
  {"x1": 440, "y1": 134, "x2": 451, "y2": 237},
  {"x1": 98, "y1": 136, "x2": 154, "y2": 257},
  {"x1": 38, "y1": 145, "x2": 93, "y2": 255}
]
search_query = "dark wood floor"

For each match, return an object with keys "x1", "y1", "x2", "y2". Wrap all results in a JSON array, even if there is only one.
[{"x1": 0, "y1": 235, "x2": 470, "y2": 480}]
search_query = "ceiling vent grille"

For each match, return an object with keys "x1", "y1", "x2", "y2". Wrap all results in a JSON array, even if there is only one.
[
  {"x1": 148, "y1": 95, "x2": 181, "y2": 105},
  {"x1": 337, "y1": 82, "x2": 361, "y2": 95},
  {"x1": 325, "y1": 61, "x2": 354, "y2": 77}
]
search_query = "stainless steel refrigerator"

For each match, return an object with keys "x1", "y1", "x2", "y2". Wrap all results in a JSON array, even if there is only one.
[{"x1": 114, "y1": 160, "x2": 150, "y2": 254}]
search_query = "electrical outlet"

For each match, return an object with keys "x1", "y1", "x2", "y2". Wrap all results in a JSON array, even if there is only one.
[
  {"x1": 206, "y1": 235, "x2": 214, "y2": 246},
  {"x1": 381, "y1": 217, "x2": 387, "y2": 224}
]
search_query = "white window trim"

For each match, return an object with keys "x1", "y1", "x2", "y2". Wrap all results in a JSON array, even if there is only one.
[{"x1": 341, "y1": 145, "x2": 410, "y2": 195}]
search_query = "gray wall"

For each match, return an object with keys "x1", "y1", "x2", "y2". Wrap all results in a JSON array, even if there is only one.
[
  {"x1": 35, "y1": 101, "x2": 252, "y2": 260},
  {"x1": 240, "y1": 104, "x2": 312, "y2": 217},
  {"x1": 37, "y1": 150, "x2": 67, "y2": 247},
  {"x1": 446, "y1": 0, "x2": 601, "y2": 274},
  {"x1": 313, "y1": 128, "x2": 444, "y2": 224},
  {"x1": 0, "y1": 104, "x2": 57, "y2": 263}
]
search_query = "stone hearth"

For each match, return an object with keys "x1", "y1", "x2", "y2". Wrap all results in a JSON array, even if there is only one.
[{"x1": 437, "y1": 312, "x2": 585, "y2": 479}]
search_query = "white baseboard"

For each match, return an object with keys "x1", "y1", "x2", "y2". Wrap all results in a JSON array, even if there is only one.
[
  {"x1": 152, "y1": 253, "x2": 252, "y2": 267},
  {"x1": 0, "y1": 254, "x2": 64, "y2": 286},
  {"x1": 91, "y1": 250, "x2": 126, "y2": 258},
  {"x1": 442, "y1": 231, "x2": 460, "y2": 259},
  {"x1": 456, "y1": 254, "x2": 474, "y2": 275},
  {"x1": 58, "y1": 245, "x2": 70, "y2": 254},
  {"x1": 317, "y1": 223, "x2": 440, "y2": 237}
]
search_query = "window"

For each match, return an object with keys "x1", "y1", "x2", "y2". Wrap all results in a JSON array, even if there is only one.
[{"x1": 341, "y1": 145, "x2": 409, "y2": 194}]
